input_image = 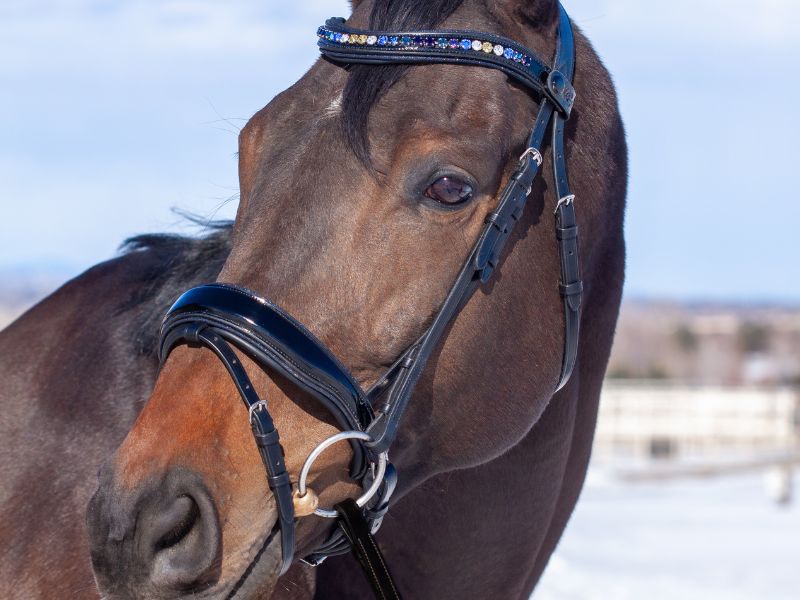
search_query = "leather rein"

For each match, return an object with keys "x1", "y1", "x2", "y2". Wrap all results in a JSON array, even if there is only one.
[{"x1": 158, "y1": 4, "x2": 579, "y2": 598}]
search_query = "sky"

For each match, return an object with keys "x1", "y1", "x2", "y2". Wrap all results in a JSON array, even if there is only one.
[{"x1": 1, "y1": 0, "x2": 798, "y2": 302}]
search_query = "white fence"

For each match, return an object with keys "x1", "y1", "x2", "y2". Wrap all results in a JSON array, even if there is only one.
[{"x1": 595, "y1": 381, "x2": 800, "y2": 458}]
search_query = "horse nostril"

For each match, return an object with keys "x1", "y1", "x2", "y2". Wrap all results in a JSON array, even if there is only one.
[
  {"x1": 153, "y1": 495, "x2": 200, "y2": 552},
  {"x1": 87, "y1": 468, "x2": 222, "y2": 594},
  {"x1": 145, "y1": 481, "x2": 222, "y2": 591}
]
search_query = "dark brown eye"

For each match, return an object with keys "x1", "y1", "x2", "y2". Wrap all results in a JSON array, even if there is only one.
[{"x1": 424, "y1": 176, "x2": 474, "y2": 206}]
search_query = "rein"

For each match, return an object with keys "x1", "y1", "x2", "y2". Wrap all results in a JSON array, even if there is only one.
[{"x1": 158, "y1": 4, "x2": 579, "y2": 597}]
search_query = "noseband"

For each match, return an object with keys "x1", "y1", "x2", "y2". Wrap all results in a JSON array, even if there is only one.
[{"x1": 159, "y1": 3, "x2": 580, "y2": 595}]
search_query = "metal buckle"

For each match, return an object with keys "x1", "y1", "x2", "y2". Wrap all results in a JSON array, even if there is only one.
[
  {"x1": 554, "y1": 194, "x2": 575, "y2": 214},
  {"x1": 296, "y1": 430, "x2": 389, "y2": 519},
  {"x1": 519, "y1": 147, "x2": 543, "y2": 166},
  {"x1": 248, "y1": 399, "x2": 268, "y2": 424}
]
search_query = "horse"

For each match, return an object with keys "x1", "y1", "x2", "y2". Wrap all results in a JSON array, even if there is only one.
[{"x1": 0, "y1": 0, "x2": 626, "y2": 597}]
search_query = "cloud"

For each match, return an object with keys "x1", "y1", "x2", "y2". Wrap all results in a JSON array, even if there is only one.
[{"x1": 1, "y1": 0, "x2": 798, "y2": 299}]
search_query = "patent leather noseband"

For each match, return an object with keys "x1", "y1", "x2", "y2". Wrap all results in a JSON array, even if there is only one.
[{"x1": 159, "y1": 4, "x2": 580, "y2": 596}]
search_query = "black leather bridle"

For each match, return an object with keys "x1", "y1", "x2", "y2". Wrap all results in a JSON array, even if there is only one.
[{"x1": 159, "y1": 4, "x2": 580, "y2": 597}]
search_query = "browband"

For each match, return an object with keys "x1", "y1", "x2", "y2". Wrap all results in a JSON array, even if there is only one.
[{"x1": 317, "y1": 18, "x2": 576, "y2": 116}]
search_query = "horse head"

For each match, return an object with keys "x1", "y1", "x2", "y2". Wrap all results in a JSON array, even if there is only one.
[{"x1": 86, "y1": 0, "x2": 626, "y2": 597}]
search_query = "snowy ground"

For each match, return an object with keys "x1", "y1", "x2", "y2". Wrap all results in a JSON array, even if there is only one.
[{"x1": 535, "y1": 467, "x2": 798, "y2": 600}]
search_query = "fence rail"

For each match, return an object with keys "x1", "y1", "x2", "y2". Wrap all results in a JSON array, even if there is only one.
[{"x1": 595, "y1": 382, "x2": 800, "y2": 458}]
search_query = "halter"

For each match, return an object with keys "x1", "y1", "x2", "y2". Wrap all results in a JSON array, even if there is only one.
[{"x1": 159, "y1": 3, "x2": 580, "y2": 596}]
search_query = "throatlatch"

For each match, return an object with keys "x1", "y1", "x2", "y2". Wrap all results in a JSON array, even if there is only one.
[{"x1": 159, "y1": 3, "x2": 579, "y2": 597}]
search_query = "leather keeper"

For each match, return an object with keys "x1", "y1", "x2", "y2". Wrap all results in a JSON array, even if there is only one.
[
  {"x1": 253, "y1": 429, "x2": 280, "y2": 447},
  {"x1": 559, "y1": 281, "x2": 583, "y2": 297},
  {"x1": 556, "y1": 225, "x2": 578, "y2": 240},
  {"x1": 183, "y1": 323, "x2": 205, "y2": 347},
  {"x1": 560, "y1": 281, "x2": 583, "y2": 311},
  {"x1": 267, "y1": 471, "x2": 292, "y2": 490}
]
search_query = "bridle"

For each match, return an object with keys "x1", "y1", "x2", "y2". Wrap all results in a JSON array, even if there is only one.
[{"x1": 158, "y1": 3, "x2": 580, "y2": 597}]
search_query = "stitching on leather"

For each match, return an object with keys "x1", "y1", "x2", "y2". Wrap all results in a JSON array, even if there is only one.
[
  {"x1": 366, "y1": 533, "x2": 399, "y2": 599},
  {"x1": 186, "y1": 312, "x2": 363, "y2": 427},
  {"x1": 242, "y1": 328, "x2": 364, "y2": 428},
  {"x1": 356, "y1": 538, "x2": 387, "y2": 600}
]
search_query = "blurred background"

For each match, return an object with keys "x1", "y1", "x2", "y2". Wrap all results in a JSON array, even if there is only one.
[{"x1": 1, "y1": 1, "x2": 798, "y2": 598}]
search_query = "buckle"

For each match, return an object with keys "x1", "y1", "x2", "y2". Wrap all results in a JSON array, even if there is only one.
[
  {"x1": 519, "y1": 147, "x2": 543, "y2": 166},
  {"x1": 554, "y1": 194, "x2": 575, "y2": 214},
  {"x1": 248, "y1": 399, "x2": 269, "y2": 424}
]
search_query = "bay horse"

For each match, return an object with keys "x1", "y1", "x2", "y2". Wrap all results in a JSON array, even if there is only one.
[{"x1": 0, "y1": 0, "x2": 626, "y2": 598}]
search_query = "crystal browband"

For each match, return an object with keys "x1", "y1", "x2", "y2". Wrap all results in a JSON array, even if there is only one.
[
  {"x1": 316, "y1": 17, "x2": 576, "y2": 116},
  {"x1": 317, "y1": 27, "x2": 536, "y2": 68}
]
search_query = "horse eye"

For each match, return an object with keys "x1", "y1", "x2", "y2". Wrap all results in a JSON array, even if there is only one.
[{"x1": 424, "y1": 176, "x2": 474, "y2": 206}]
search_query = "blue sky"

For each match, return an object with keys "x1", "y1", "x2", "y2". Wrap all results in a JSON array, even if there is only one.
[{"x1": 1, "y1": 0, "x2": 798, "y2": 302}]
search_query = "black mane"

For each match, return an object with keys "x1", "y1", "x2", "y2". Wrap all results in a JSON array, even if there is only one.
[
  {"x1": 119, "y1": 223, "x2": 233, "y2": 356},
  {"x1": 341, "y1": 0, "x2": 465, "y2": 164}
]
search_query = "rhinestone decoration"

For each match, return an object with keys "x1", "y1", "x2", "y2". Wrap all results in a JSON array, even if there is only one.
[{"x1": 317, "y1": 26, "x2": 537, "y2": 70}]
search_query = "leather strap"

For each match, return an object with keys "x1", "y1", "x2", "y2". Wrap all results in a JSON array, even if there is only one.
[
  {"x1": 170, "y1": 323, "x2": 296, "y2": 574},
  {"x1": 549, "y1": 5, "x2": 581, "y2": 391},
  {"x1": 335, "y1": 498, "x2": 401, "y2": 600},
  {"x1": 360, "y1": 3, "x2": 580, "y2": 453}
]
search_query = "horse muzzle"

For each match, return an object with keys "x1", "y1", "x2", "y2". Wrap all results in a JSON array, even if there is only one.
[{"x1": 86, "y1": 466, "x2": 229, "y2": 596}]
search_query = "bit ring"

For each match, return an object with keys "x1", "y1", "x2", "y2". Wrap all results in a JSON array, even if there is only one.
[{"x1": 296, "y1": 431, "x2": 388, "y2": 519}]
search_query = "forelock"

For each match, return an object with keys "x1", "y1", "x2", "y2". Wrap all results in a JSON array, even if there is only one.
[{"x1": 340, "y1": 0, "x2": 466, "y2": 166}]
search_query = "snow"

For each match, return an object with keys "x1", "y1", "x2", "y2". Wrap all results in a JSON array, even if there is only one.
[{"x1": 534, "y1": 468, "x2": 799, "y2": 599}]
